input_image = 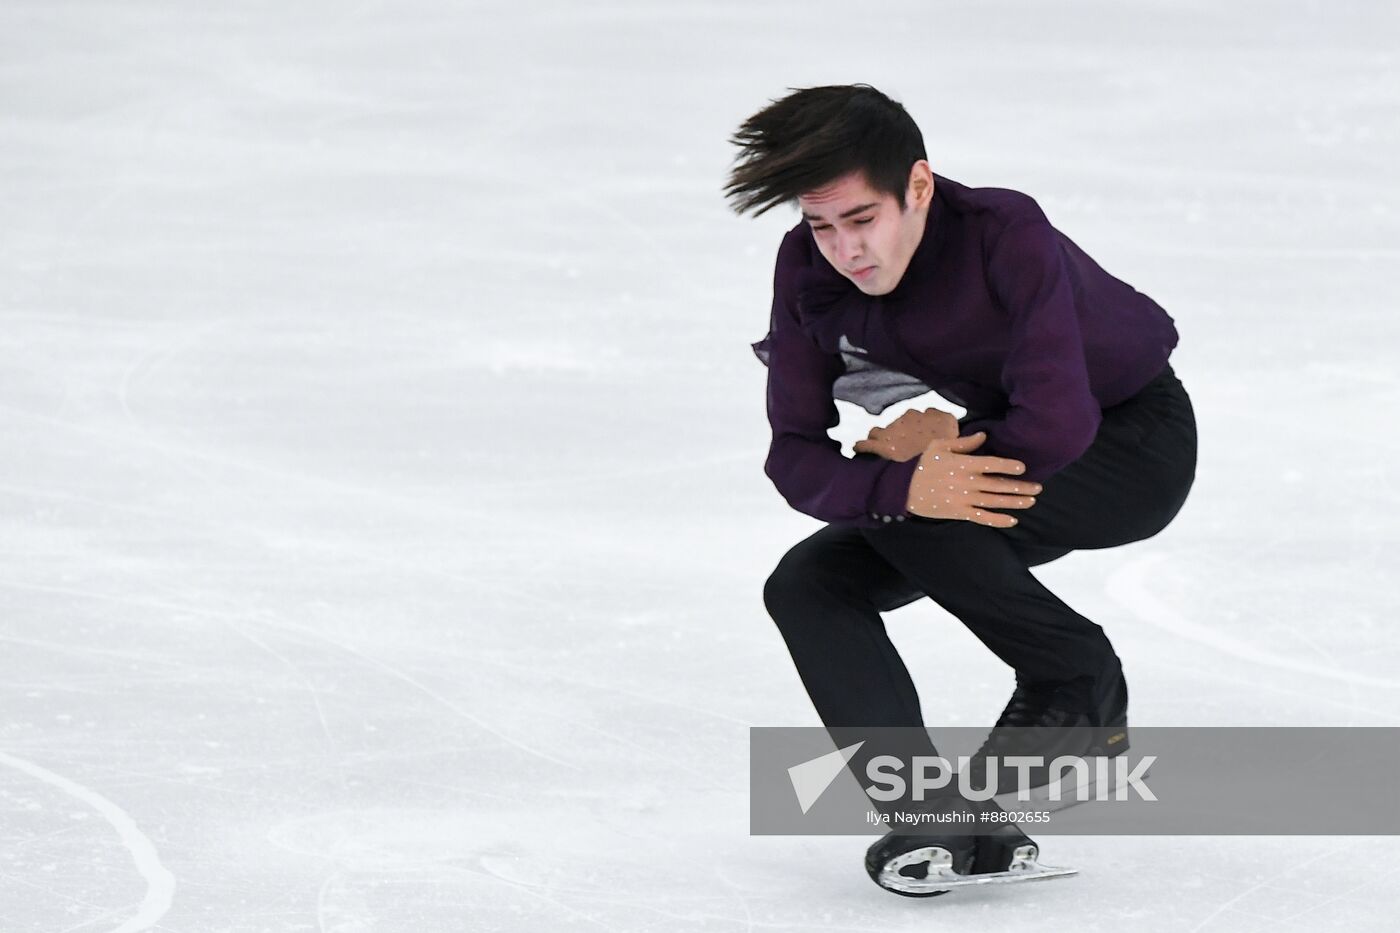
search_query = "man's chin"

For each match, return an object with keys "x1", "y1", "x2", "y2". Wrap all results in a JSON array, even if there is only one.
[{"x1": 853, "y1": 278, "x2": 890, "y2": 296}]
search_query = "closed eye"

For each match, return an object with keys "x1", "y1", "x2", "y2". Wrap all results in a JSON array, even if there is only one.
[{"x1": 811, "y1": 217, "x2": 874, "y2": 232}]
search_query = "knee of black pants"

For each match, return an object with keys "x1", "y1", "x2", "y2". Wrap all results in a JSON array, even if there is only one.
[
  {"x1": 762, "y1": 539, "x2": 865, "y2": 631},
  {"x1": 761, "y1": 565, "x2": 793, "y2": 625},
  {"x1": 762, "y1": 549, "x2": 823, "y2": 627},
  {"x1": 762, "y1": 547, "x2": 807, "y2": 631}
]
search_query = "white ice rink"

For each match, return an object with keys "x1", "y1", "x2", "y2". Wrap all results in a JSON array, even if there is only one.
[{"x1": 3, "y1": 1, "x2": 1399, "y2": 929}]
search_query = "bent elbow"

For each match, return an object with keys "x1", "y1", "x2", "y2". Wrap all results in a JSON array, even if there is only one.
[{"x1": 1021, "y1": 412, "x2": 1101, "y2": 482}]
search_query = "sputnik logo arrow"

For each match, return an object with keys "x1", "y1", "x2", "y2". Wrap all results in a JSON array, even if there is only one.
[{"x1": 787, "y1": 741, "x2": 865, "y2": 814}]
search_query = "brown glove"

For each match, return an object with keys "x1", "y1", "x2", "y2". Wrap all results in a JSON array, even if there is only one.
[
  {"x1": 904, "y1": 433, "x2": 1041, "y2": 528},
  {"x1": 853, "y1": 407, "x2": 960, "y2": 462}
]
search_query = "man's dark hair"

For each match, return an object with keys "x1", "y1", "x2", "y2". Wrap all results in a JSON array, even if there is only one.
[{"x1": 723, "y1": 83, "x2": 927, "y2": 218}]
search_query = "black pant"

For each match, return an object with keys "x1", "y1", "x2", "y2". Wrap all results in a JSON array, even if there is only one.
[{"x1": 762, "y1": 362, "x2": 1197, "y2": 734}]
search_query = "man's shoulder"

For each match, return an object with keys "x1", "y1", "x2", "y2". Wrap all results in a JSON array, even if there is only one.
[
  {"x1": 778, "y1": 219, "x2": 813, "y2": 255},
  {"x1": 939, "y1": 174, "x2": 1049, "y2": 233},
  {"x1": 770, "y1": 221, "x2": 815, "y2": 284}
]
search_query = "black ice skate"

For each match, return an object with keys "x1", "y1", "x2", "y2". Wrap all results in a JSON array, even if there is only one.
[
  {"x1": 863, "y1": 797, "x2": 1075, "y2": 897},
  {"x1": 966, "y1": 664, "x2": 1138, "y2": 808}
]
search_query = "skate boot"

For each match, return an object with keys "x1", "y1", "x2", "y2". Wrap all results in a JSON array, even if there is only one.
[
  {"x1": 966, "y1": 661, "x2": 1133, "y2": 806},
  {"x1": 863, "y1": 796, "x2": 1075, "y2": 897}
]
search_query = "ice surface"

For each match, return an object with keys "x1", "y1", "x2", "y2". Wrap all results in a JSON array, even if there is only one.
[{"x1": 2, "y1": 0, "x2": 1398, "y2": 929}]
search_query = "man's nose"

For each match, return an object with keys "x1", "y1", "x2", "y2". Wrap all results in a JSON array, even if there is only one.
[{"x1": 837, "y1": 232, "x2": 863, "y2": 264}]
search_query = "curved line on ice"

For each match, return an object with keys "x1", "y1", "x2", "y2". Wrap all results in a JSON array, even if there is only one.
[
  {"x1": 0, "y1": 749, "x2": 176, "y2": 932},
  {"x1": 1106, "y1": 552, "x2": 1400, "y2": 690}
]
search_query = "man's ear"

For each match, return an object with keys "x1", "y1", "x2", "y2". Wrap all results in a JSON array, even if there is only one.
[{"x1": 907, "y1": 161, "x2": 934, "y2": 209}]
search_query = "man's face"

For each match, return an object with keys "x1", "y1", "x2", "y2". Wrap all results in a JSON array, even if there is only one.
[{"x1": 796, "y1": 165, "x2": 932, "y2": 296}]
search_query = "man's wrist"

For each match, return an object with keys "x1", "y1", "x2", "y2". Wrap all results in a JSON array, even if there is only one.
[{"x1": 865, "y1": 455, "x2": 919, "y2": 525}]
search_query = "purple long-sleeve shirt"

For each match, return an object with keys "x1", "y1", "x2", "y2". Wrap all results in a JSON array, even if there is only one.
[{"x1": 751, "y1": 171, "x2": 1179, "y2": 529}]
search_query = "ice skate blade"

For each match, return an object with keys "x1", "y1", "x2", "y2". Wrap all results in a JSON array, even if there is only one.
[{"x1": 875, "y1": 845, "x2": 1076, "y2": 897}]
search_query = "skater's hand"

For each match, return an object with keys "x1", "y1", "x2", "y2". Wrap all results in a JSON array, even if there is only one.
[
  {"x1": 854, "y1": 408, "x2": 959, "y2": 462},
  {"x1": 904, "y1": 433, "x2": 1040, "y2": 528}
]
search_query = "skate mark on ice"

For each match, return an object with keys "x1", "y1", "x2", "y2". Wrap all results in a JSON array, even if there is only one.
[
  {"x1": 0, "y1": 575, "x2": 575, "y2": 771},
  {"x1": 466, "y1": 857, "x2": 653, "y2": 933},
  {"x1": 0, "y1": 628, "x2": 189, "y2": 674},
  {"x1": 0, "y1": 870, "x2": 112, "y2": 924},
  {"x1": 244, "y1": 608, "x2": 581, "y2": 770},
  {"x1": 306, "y1": 854, "x2": 632, "y2": 933},
  {"x1": 1275, "y1": 847, "x2": 1387, "y2": 924},
  {"x1": 225, "y1": 621, "x2": 338, "y2": 748},
  {"x1": 465, "y1": 656, "x2": 749, "y2": 792},
  {"x1": 461, "y1": 448, "x2": 761, "y2": 492},
  {"x1": 1107, "y1": 553, "x2": 1400, "y2": 690},
  {"x1": 476, "y1": 652, "x2": 755, "y2": 726},
  {"x1": 0, "y1": 750, "x2": 175, "y2": 933},
  {"x1": 1186, "y1": 838, "x2": 1363, "y2": 932},
  {"x1": 117, "y1": 317, "x2": 241, "y2": 494},
  {"x1": 1135, "y1": 653, "x2": 1393, "y2": 722},
  {"x1": 316, "y1": 870, "x2": 372, "y2": 933},
  {"x1": 0, "y1": 401, "x2": 501, "y2": 524}
]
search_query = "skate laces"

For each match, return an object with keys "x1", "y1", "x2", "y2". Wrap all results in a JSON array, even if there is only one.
[
  {"x1": 995, "y1": 684, "x2": 1065, "y2": 728},
  {"x1": 971, "y1": 684, "x2": 1067, "y2": 761},
  {"x1": 995, "y1": 687, "x2": 1051, "y2": 727}
]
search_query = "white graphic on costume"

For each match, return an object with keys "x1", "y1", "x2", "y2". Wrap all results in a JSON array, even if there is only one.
[{"x1": 838, "y1": 334, "x2": 869, "y2": 356}]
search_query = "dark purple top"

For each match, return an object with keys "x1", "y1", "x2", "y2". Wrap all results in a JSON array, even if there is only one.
[{"x1": 751, "y1": 171, "x2": 1179, "y2": 529}]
